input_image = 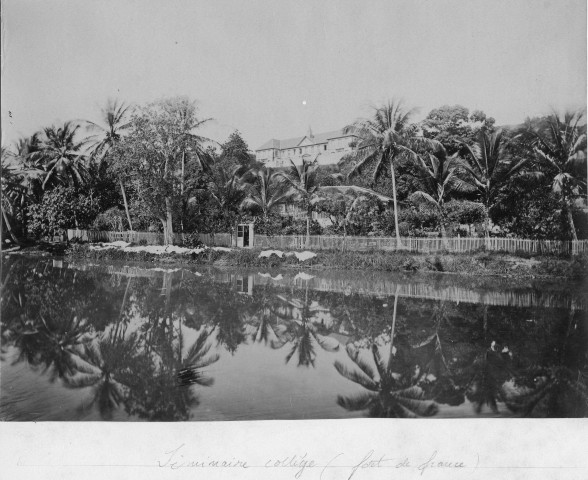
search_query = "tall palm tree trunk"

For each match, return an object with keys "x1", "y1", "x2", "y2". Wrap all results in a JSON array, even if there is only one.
[
  {"x1": 390, "y1": 159, "x2": 402, "y2": 249},
  {"x1": 119, "y1": 178, "x2": 133, "y2": 231},
  {"x1": 564, "y1": 202, "x2": 578, "y2": 241},
  {"x1": 388, "y1": 285, "x2": 400, "y2": 368},
  {"x1": 439, "y1": 209, "x2": 450, "y2": 249},
  {"x1": 180, "y1": 151, "x2": 186, "y2": 233},
  {"x1": 1, "y1": 207, "x2": 21, "y2": 245},
  {"x1": 306, "y1": 208, "x2": 311, "y2": 244},
  {"x1": 164, "y1": 198, "x2": 174, "y2": 245}
]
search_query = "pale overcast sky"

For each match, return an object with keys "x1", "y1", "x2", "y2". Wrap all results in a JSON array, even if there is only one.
[{"x1": 1, "y1": 0, "x2": 586, "y2": 150}]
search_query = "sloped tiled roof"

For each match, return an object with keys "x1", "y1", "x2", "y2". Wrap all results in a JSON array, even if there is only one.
[
  {"x1": 256, "y1": 139, "x2": 282, "y2": 150},
  {"x1": 279, "y1": 136, "x2": 305, "y2": 149},
  {"x1": 256, "y1": 128, "x2": 354, "y2": 151},
  {"x1": 311, "y1": 129, "x2": 348, "y2": 143}
]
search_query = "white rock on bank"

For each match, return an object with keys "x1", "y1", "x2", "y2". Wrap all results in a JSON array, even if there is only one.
[
  {"x1": 285, "y1": 251, "x2": 317, "y2": 262},
  {"x1": 87, "y1": 243, "x2": 231, "y2": 256},
  {"x1": 259, "y1": 250, "x2": 284, "y2": 258},
  {"x1": 259, "y1": 272, "x2": 284, "y2": 280},
  {"x1": 294, "y1": 272, "x2": 315, "y2": 281}
]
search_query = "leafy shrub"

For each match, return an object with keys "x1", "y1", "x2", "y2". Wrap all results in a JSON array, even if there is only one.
[
  {"x1": 252, "y1": 215, "x2": 285, "y2": 236},
  {"x1": 445, "y1": 200, "x2": 486, "y2": 226},
  {"x1": 92, "y1": 207, "x2": 126, "y2": 231},
  {"x1": 281, "y1": 219, "x2": 322, "y2": 235},
  {"x1": 569, "y1": 253, "x2": 588, "y2": 278},
  {"x1": 27, "y1": 186, "x2": 101, "y2": 238},
  {"x1": 180, "y1": 233, "x2": 204, "y2": 248},
  {"x1": 380, "y1": 206, "x2": 439, "y2": 237}
]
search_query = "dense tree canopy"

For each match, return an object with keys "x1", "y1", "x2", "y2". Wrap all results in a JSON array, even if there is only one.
[{"x1": 1, "y1": 96, "x2": 586, "y2": 244}]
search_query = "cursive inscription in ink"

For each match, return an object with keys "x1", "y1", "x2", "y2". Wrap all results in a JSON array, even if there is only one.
[{"x1": 158, "y1": 444, "x2": 470, "y2": 478}]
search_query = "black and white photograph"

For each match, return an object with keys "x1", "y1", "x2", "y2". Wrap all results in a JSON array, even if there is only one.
[{"x1": 1, "y1": 0, "x2": 587, "y2": 478}]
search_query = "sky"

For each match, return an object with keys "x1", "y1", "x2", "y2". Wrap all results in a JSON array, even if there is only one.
[{"x1": 1, "y1": 0, "x2": 586, "y2": 151}]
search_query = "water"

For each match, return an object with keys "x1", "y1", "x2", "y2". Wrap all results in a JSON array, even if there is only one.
[{"x1": 1, "y1": 256, "x2": 586, "y2": 421}]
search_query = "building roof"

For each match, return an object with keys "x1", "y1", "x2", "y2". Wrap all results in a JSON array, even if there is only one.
[
  {"x1": 256, "y1": 138, "x2": 282, "y2": 150},
  {"x1": 256, "y1": 128, "x2": 354, "y2": 151}
]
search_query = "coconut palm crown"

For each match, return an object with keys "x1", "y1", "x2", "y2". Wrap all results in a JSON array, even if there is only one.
[
  {"x1": 343, "y1": 100, "x2": 441, "y2": 244},
  {"x1": 460, "y1": 129, "x2": 529, "y2": 237},
  {"x1": 517, "y1": 110, "x2": 587, "y2": 240}
]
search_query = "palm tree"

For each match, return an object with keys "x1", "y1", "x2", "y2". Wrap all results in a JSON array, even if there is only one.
[
  {"x1": 1, "y1": 156, "x2": 24, "y2": 244},
  {"x1": 206, "y1": 162, "x2": 249, "y2": 240},
  {"x1": 278, "y1": 155, "x2": 320, "y2": 239},
  {"x1": 344, "y1": 100, "x2": 440, "y2": 247},
  {"x1": 505, "y1": 307, "x2": 588, "y2": 417},
  {"x1": 2, "y1": 138, "x2": 50, "y2": 242},
  {"x1": 247, "y1": 311, "x2": 285, "y2": 345},
  {"x1": 271, "y1": 291, "x2": 339, "y2": 368},
  {"x1": 460, "y1": 129, "x2": 528, "y2": 238},
  {"x1": 13, "y1": 313, "x2": 94, "y2": 384},
  {"x1": 241, "y1": 166, "x2": 292, "y2": 220},
  {"x1": 334, "y1": 286, "x2": 438, "y2": 417},
  {"x1": 66, "y1": 330, "x2": 142, "y2": 420},
  {"x1": 176, "y1": 328, "x2": 220, "y2": 387},
  {"x1": 517, "y1": 111, "x2": 587, "y2": 240},
  {"x1": 504, "y1": 366, "x2": 588, "y2": 417},
  {"x1": 171, "y1": 98, "x2": 214, "y2": 232},
  {"x1": 335, "y1": 343, "x2": 439, "y2": 417},
  {"x1": 409, "y1": 144, "x2": 473, "y2": 239},
  {"x1": 412, "y1": 303, "x2": 465, "y2": 406},
  {"x1": 86, "y1": 99, "x2": 134, "y2": 230},
  {"x1": 13, "y1": 134, "x2": 45, "y2": 196},
  {"x1": 35, "y1": 122, "x2": 89, "y2": 189}
]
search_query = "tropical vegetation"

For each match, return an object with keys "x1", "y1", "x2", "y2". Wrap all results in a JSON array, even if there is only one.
[{"x1": 2, "y1": 97, "x2": 587, "y2": 246}]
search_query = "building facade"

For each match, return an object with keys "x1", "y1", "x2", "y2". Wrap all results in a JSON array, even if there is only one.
[{"x1": 255, "y1": 127, "x2": 356, "y2": 167}]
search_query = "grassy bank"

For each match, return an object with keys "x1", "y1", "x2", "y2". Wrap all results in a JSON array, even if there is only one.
[{"x1": 58, "y1": 243, "x2": 588, "y2": 279}]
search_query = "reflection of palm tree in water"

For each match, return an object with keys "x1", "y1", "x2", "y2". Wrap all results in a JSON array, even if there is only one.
[
  {"x1": 334, "y1": 287, "x2": 439, "y2": 417},
  {"x1": 177, "y1": 328, "x2": 220, "y2": 387},
  {"x1": 412, "y1": 303, "x2": 465, "y2": 406},
  {"x1": 126, "y1": 273, "x2": 220, "y2": 420},
  {"x1": 120, "y1": 326, "x2": 219, "y2": 421},
  {"x1": 504, "y1": 309, "x2": 588, "y2": 417},
  {"x1": 458, "y1": 305, "x2": 516, "y2": 414},
  {"x1": 505, "y1": 365, "x2": 587, "y2": 417},
  {"x1": 67, "y1": 328, "x2": 142, "y2": 420},
  {"x1": 64, "y1": 277, "x2": 138, "y2": 419},
  {"x1": 248, "y1": 307, "x2": 286, "y2": 346},
  {"x1": 271, "y1": 283, "x2": 339, "y2": 367},
  {"x1": 463, "y1": 346, "x2": 513, "y2": 414},
  {"x1": 20, "y1": 313, "x2": 92, "y2": 383}
]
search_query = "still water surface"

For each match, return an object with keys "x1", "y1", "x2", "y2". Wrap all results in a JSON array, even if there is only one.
[{"x1": 1, "y1": 256, "x2": 586, "y2": 420}]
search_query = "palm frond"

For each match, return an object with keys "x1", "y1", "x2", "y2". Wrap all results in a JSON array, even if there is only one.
[
  {"x1": 336, "y1": 392, "x2": 376, "y2": 411},
  {"x1": 334, "y1": 360, "x2": 379, "y2": 391}
]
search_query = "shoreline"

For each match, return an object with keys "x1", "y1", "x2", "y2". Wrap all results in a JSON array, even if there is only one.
[{"x1": 4, "y1": 242, "x2": 587, "y2": 280}]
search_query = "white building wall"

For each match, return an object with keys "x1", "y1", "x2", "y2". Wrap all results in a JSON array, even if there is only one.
[{"x1": 256, "y1": 136, "x2": 355, "y2": 168}]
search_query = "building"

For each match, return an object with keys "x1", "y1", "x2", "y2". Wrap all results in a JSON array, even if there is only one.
[{"x1": 255, "y1": 127, "x2": 357, "y2": 167}]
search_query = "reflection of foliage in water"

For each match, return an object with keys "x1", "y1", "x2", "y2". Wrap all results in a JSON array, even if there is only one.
[
  {"x1": 1, "y1": 256, "x2": 587, "y2": 419},
  {"x1": 334, "y1": 288, "x2": 439, "y2": 417},
  {"x1": 270, "y1": 292, "x2": 340, "y2": 367},
  {"x1": 335, "y1": 342, "x2": 439, "y2": 417},
  {"x1": 67, "y1": 327, "x2": 142, "y2": 420}
]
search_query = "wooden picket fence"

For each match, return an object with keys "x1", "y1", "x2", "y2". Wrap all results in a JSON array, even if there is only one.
[
  {"x1": 68, "y1": 229, "x2": 588, "y2": 255},
  {"x1": 67, "y1": 229, "x2": 232, "y2": 247},
  {"x1": 254, "y1": 235, "x2": 588, "y2": 255}
]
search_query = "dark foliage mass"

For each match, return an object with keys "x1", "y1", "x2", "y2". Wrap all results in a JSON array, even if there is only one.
[{"x1": 2, "y1": 97, "x2": 586, "y2": 245}]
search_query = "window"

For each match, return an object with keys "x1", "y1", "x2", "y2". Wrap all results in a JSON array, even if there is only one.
[{"x1": 323, "y1": 145, "x2": 327, "y2": 151}]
